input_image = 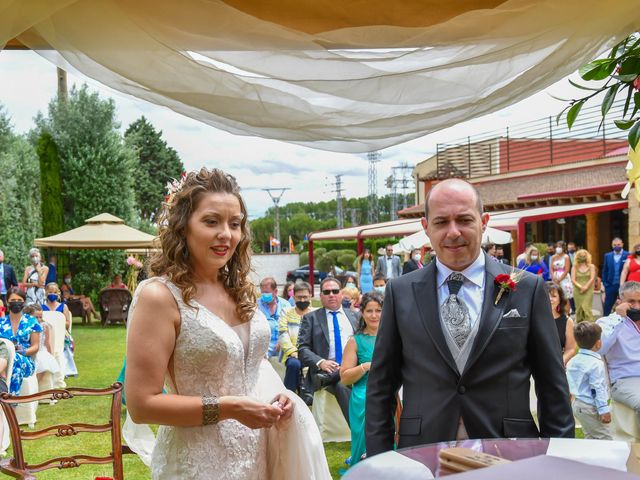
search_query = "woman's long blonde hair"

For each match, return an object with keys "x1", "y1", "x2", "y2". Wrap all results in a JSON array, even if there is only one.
[{"x1": 149, "y1": 168, "x2": 256, "y2": 322}]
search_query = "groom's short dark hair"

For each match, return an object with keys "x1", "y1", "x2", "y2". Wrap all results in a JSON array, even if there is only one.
[{"x1": 424, "y1": 180, "x2": 483, "y2": 220}]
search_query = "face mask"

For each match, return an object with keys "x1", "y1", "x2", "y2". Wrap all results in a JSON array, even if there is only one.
[
  {"x1": 30, "y1": 256, "x2": 40, "y2": 265},
  {"x1": 614, "y1": 246, "x2": 622, "y2": 253},
  {"x1": 64, "y1": 278, "x2": 71, "y2": 285},
  {"x1": 576, "y1": 257, "x2": 586, "y2": 263},
  {"x1": 531, "y1": 255, "x2": 538, "y2": 261},
  {"x1": 375, "y1": 286, "x2": 385, "y2": 293},
  {"x1": 413, "y1": 254, "x2": 421, "y2": 262},
  {"x1": 295, "y1": 300, "x2": 310, "y2": 311},
  {"x1": 627, "y1": 307, "x2": 640, "y2": 322},
  {"x1": 345, "y1": 282, "x2": 356, "y2": 289},
  {"x1": 555, "y1": 247, "x2": 563, "y2": 255},
  {"x1": 341, "y1": 299, "x2": 352, "y2": 308},
  {"x1": 47, "y1": 293, "x2": 59, "y2": 302},
  {"x1": 260, "y1": 293, "x2": 273, "y2": 303},
  {"x1": 635, "y1": 250, "x2": 640, "y2": 257},
  {"x1": 8, "y1": 302, "x2": 24, "y2": 314}
]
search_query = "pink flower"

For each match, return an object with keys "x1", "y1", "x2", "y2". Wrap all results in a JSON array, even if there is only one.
[
  {"x1": 634, "y1": 77, "x2": 640, "y2": 92},
  {"x1": 126, "y1": 255, "x2": 136, "y2": 266}
]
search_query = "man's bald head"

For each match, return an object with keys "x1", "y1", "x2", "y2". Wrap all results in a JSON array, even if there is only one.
[{"x1": 424, "y1": 179, "x2": 483, "y2": 220}]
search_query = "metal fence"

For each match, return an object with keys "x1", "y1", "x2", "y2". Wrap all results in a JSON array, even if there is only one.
[{"x1": 435, "y1": 100, "x2": 629, "y2": 179}]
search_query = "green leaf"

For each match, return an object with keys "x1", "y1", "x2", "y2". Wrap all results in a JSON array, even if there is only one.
[
  {"x1": 619, "y1": 57, "x2": 640, "y2": 76},
  {"x1": 567, "y1": 101, "x2": 585, "y2": 130},
  {"x1": 629, "y1": 121, "x2": 640, "y2": 150},
  {"x1": 624, "y1": 83, "x2": 634, "y2": 117},
  {"x1": 568, "y1": 78, "x2": 603, "y2": 91},
  {"x1": 614, "y1": 119, "x2": 636, "y2": 130},
  {"x1": 579, "y1": 59, "x2": 617, "y2": 81},
  {"x1": 602, "y1": 83, "x2": 620, "y2": 118},
  {"x1": 633, "y1": 92, "x2": 640, "y2": 118},
  {"x1": 555, "y1": 105, "x2": 570, "y2": 126}
]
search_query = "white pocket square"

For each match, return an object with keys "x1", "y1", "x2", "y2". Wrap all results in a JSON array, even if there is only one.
[{"x1": 502, "y1": 309, "x2": 523, "y2": 318}]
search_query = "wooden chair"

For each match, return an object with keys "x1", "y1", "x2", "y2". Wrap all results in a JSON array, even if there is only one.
[
  {"x1": 0, "y1": 338, "x2": 15, "y2": 456},
  {"x1": 64, "y1": 299, "x2": 87, "y2": 324},
  {"x1": 40, "y1": 311, "x2": 67, "y2": 391},
  {"x1": 97, "y1": 289, "x2": 132, "y2": 326},
  {"x1": 0, "y1": 382, "x2": 133, "y2": 479}
]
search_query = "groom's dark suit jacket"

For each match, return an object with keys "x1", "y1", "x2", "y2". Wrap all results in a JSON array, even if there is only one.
[{"x1": 366, "y1": 253, "x2": 574, "y2": 456}]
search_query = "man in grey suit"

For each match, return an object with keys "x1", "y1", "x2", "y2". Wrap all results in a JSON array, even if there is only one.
[
  {"x1": 366, "y1": 179, "x2": 574, "y2": 456},
  {"x1": 297, "y1": 277, "x2": 359, "y2": 423},
  {"x1": 375, "y1": 244, "x2": 402, "y2": 280}
]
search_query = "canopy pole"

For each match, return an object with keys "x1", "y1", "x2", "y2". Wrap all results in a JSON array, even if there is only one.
[
  {"x1": 517, "y1": 219, "x2": 526, "y2": 255},
  {"x1": 357, "y1": 237, "x2": 364, "y2": 256},
  {"x1": 308, "y1": 240, "x2": 315, "y2": 296}
]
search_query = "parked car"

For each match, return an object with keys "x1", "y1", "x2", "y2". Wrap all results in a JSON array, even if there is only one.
[{"x1": 286, "y1": 264, "x2": 326, "y2": 284}]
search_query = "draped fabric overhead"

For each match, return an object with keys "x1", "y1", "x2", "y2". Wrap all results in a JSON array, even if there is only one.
[{"x1": 1, "y1": 0, "x2": 639, "y2": 153}]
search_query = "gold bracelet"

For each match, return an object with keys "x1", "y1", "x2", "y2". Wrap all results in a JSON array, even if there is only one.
[{"x1": 202, "y1": 395, "x2": 220, "y2": 425}]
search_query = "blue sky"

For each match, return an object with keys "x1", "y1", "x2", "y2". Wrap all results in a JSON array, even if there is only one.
[{"x1": 0, "y1": 50, "x2": 583, "y2": 219}]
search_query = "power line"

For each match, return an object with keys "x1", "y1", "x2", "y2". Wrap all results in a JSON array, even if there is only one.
[
  {"x1": 329, "y1": 175, "x2": 345, "y2": 229},
  {"x1": 367, "y1": 151, "x2": 380, "y2": 224}
]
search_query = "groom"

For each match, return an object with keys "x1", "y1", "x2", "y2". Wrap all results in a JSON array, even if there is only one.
[{"x1": 366, "y1": 179, "x2": 574, "y2": 455}]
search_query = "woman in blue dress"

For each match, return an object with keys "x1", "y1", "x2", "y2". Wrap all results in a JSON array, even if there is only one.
[
  {"x1": 357, "y1": 249, "x2": 375, "y2": 293},
  {"x1": 339, "y1": 290, "x2": 383, "y2": 467},
  {"x1": 516, "y1": 245, "x2": 550, "y2": 281},
  {"x1": 0, "y1": 287, "x2": 42, "y2": 394}
]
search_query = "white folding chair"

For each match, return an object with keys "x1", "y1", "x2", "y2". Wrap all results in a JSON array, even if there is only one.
[
  {"x1": 42, "y1": 311, "x2": 66, "y2": 389},
  {"x1": 311, "y1": 389, "x2": 351, "y2": 442},
  {"x1": 0, "y1": 338, "x2": 15, "y2": 455}
]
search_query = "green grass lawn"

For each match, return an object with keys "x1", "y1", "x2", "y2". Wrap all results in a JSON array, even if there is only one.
[{"x1": 1, "y1": 321, "x2": 350, "y2": 479}]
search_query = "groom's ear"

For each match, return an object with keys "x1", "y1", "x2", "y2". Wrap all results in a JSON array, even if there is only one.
[
  {"x1": 480, "y1": 212, "x2": 490, "y2": 231},
  {"x1": 421, "y1": 217, "x2": 428, "y2": 231}
]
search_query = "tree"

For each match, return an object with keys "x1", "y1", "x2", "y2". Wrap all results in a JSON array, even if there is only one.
[
  {"x1": 37, "y1": 132, "x2": 64, "y2": 237},
  {"x1": 125, "y1": 117, "x2": 184, "y2": 223},
  {"x1": 34, "y1": 85, "x2": 137, "y2": 296},
  {"x1": 0, "y1": 107, "x2": 41, "y2": 265}
]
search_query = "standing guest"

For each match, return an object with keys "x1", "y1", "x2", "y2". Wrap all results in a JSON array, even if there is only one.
[
  {"x1": 109, "y1": 274, "x2": 129, "y2": 289},
  {"x1": 124, "y1": 168, "x2": 330, "y2": 479},
  {"x1": 356, "y1": 249, "x2": 375, "y2": 293},
  {"x1": 0, "y1": 288, "x2": 41, "y2": 394},
  {"x1": 402, "y1": 249, "x2": 423, "y2": 275},
  {"x1": 22, "y1": 248, "x2": 49, "y2": 306},
  {"x1": 571, "y1": 249, "x2": 596, "y2": 323},
  {"x1": 566, "y1": 322, "x2": 612, "y2": 439},
  {"x1": 282, "y1": 281, "x2": 296, "y2": 307},
  {"x1": 546, "y1": 282, "x2": 577, "y2": 366},
  {"x1": 567, "y1": 242, "x2": 577, "y2": 264},
  {"x1": 495, "y1": 246, "x2": 510, "y2": 265},
  {"x1": 278, "y1": 281, "x2": 314, "y2": 392},
  {"x1": 602, "y1": 237, "x2": 627, "y2": 316},
  {"x1": 297, "y1": 277, "x2": 359, "y2": 423},
  {"x1": 543, "y1": 242, "x2": 556, "y2": 273},
  {"x1": 375, "y1": 245, "x2": 401, "y2": 281},
  {"x1": 45, "y1": 254, "x2": 57, "y2": 285},
  {"x1": 43, "y1": 283, "x2": 77, "y2": 376},
  {"x1": 340, "y1": 291, "x2": 383, "y2": 467},
  {"x1": 551, "y1": 242, "x2": 573, "y2": 306},
  {"x1": 258, "y1": 277, "x2": 291, "y2": 362},
  {"x1": 619, "y1": 243, "x2": 640, "y2": 284},
  {"x1": 372, "y1": 275, "x2": 387, "y2": 294},
  {"x1": 516, "y1": 246, "x2": 550, "y2": 281},
  {"x1": 23, "y1": 304, "x2": 60, "y2": 383},
  {"x1": 483, "y1": 243, "x2": 497, "y2": 260},
  {"x1": 0, "y1": 249, "x2": 18, "y2": 306},
  {"x1": 61, "y1": 272, "x2": 98, "y2": 322},
  {"x1": 597, "y1": 281, "x2": 640, "y2": 432},
  {"x1": 366, "y1": 179, "x2": 573, "y2": 455},
  {"x1": 515, "y1": 241, "x2": 534, "y2": 265}
]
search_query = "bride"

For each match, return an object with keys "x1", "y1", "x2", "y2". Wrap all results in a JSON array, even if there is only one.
[{"x1": 125, "y1": 168, "x2": 331, "y2": 479}]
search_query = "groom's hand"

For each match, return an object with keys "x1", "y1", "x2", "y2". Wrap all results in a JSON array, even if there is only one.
[{"x1": 319, "y1": 360, "x2": 339, "y2": 373}]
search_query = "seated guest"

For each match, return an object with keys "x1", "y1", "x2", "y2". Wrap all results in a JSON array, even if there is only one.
[
  {"x1": 402, "y1": 249, "x2": 423, "y2": 274},
  {"x1": 372, "y1": 274, "x2": 387, "y2": 294},
  {"x1": 566, "y1": 322, "x2": 612, "y2": 439},
  {"x1": 340, "y1": 291, "x2": 383, "y2": 466},
  {"x1": 61, "y1": 272, "x2": 98, "y2": 322},
  {"x1": 298, "y1": 277, "x2": 359, "y2": 423},
  {"x1": 546, "y1": 282, "x2": 577, "y2": 365},
  {"x1": 282, "y1": 281, "x2": 296, "y2": 307},
  {"x1": 23, "y1": 304, "x2": 60, "y2": 383},
  {"x1": 0, "y1": 287, "x2": 41, "y2": 394},
  {"x1": 341, "y1": 286, "x2": 361, "y2": 313},
  {"x1": 278, "y1": 281, "x2": 314, "y2": 392},
  {"x1": 597, "y1": 281, "x2": 640, "y2": 431},
  {"x1": 257, "y1": 276, "x2": 291, "y2": 364},
  {"x1": 109, "y1": 274, "x2": 128, "y2": 290},
  {"x1": 517, "y1": 246, "x2": 550, "y2": 281}
]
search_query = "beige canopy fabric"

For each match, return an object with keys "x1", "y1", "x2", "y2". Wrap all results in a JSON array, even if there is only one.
[
  {"x1": 34, "y1": 213, "x2": 157, "y2": 249},
  {"x1": 2, "y1": 1, "x2": 639, "y2": 153}
]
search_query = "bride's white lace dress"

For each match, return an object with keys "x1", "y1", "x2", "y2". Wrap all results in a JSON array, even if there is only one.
[{"x1": 123, "y1": 277, "x2": 331, "y2": 480}]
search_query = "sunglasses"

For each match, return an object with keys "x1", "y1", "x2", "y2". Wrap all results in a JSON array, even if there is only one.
[{"x1": 321, "y1": 289, "x2": 340, "y2": 295}]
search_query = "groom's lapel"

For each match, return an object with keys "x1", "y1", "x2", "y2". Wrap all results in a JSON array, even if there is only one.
[
  {"x1": 462, "y1": 254, "x2": 508, "y2": 376},
  {"x1": 317, "y1": 308, "x2": 330, "y2": 347},
  {"x1": 413, "y1": 261, "x2": 458, "y2": 375}
]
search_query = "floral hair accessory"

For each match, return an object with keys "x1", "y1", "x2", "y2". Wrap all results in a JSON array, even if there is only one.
[
  {"x1": 165, "y1": 172, "x2": 187, "y2": 205},
  {"x1": 494, "y1": 269, "x2": 524, "y2": 305}
]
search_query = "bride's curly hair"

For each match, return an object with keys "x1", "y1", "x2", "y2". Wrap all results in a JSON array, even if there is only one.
[{"x1": 149, "y1": 168, "x2": 256, "y2": 322}]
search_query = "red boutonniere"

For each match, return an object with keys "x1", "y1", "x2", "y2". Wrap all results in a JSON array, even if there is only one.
[{"x1": 494, "y1": 270, "x2": 524, "y2": 304}]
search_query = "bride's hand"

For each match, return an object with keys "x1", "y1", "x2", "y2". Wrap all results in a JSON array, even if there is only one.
[
  {"x1": 224, "y1": 396, "x2": 283, "y2": 429},
  {"x1": 272, "y1": 393, "x2": 294, "y2": 423}
]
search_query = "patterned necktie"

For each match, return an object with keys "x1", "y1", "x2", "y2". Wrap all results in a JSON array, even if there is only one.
[
  {"x1": 441, "y1": 273, "x2": 471, "y2": 349},
  {"x1": 331, "y1": 311, "x2": 342, "y2": 364}
]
